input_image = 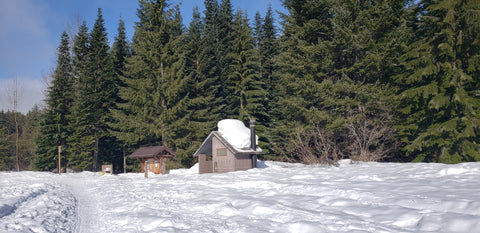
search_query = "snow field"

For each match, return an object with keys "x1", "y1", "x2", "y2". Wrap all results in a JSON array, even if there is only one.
[
  {"x1": 1, "y1": 160, "x2": 480, "y2": 232},
  {"x1": 0, "y1": 172, "x2": 77, "y2": 233}
]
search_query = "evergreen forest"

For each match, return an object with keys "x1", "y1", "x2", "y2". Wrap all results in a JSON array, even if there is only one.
[{"x1": 1, "y1": 0, "x2": 479, "y2": 172}]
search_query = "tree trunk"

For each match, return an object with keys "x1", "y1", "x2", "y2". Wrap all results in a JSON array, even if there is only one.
[
  {"x1": 93, "y1": 137, "x2": 99, "y2": 172},
  {"x1": 13, "y1": 76, "x2": 20, "y2": 171}
]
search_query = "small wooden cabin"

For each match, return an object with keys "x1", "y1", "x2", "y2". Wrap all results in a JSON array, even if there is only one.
[
  {"x1": 128, "y1": 146, "x2": 176, "y2": 175},
  {"x1": 194, "y1": 119, "x2": 264, "y2": 174}
]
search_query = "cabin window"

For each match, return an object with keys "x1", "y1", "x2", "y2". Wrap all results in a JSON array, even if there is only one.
[
  {"x1": 154, "y1": 160, "x2": 158, "y2": 168},
  {"x1": 217, "y1": 148, "x2": 227, "y2": 156}
]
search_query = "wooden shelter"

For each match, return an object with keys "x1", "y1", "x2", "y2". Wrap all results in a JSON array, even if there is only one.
[
  {"x1": 193, "y1": 119, "x2": 264, "y2": 174},
  {"x1": 128, "y1": 146, "x2": 176, "y2": 175}
]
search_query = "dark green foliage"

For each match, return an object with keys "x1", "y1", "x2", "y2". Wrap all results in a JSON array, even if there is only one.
[
  {"x1": 394, "y1": 0, "x2": 480, "y2": 163},
  {"x1": 30, "y1": 0, "x2": 480, "y2": 169},
  {"x1": 271, "y1": 0, "x2": 405, "y2": 162},
  {"x1": 111, "y1": 19, "x2": 130, "y2": 77},
  {"x1": 108, "y1": 18, "x2": 132, "y2": 172},
  {"x1": 0, "y1": 111, "x2": 15, "y2": 170},
  {"x1": 35, "y1": 32, "x2": 74, "y2": 171},
  {"x1": 72, "y1": 22, "x2": 89, "y2": 86},
  {"x1": 252, "y1": 6, "x2": 279, "y2": 156},
  {"x1": 1, "y1": 108, "x2": 42, "y2": 171},
  {"x1": 171, "y1": 6, "x2": 210, "y2": 167},
  {"x1": 69, "y1": 9, "x2": 115, "y2": 171},
  {"x1": 114, "y1": 0, "x2": 189, "y2": 168}
]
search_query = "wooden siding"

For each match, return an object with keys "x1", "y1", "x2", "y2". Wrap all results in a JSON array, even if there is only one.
[
  {"x1": 211, "y1": 136, "x2": 253, "y2": 173},
  {"x1": 234, "y1": 154, "x2": 252, "y2": 170},
  {"x1": 140, "y1": 158, "x2": 167, "y2": 175},
  {"x1": 212, "y1": 136, "x2": 234, "y2": 173},
  {"x1": 198, "y1": 154, "x2": 213, "y2": 174}
]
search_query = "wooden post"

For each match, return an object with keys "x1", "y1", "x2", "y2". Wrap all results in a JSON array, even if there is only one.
[
  {"x1": 161, "y1": 157, "x2": 166, "y2": 175},
  {"x1": 58, "y1": 146, "x2": 62, "y2": 175},
  {"x1": 123, "y1": 144, "x2": 126, "y2": 173},
  {"x1": 144, "y1": 160, "x2": 148, "y2": 178}
]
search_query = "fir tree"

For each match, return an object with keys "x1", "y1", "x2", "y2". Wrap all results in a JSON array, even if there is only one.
[
  {"x1": 111, "y1": 18, "x2": 130, "y2": 79},
  {"x1": 0, "y1": 111, "x2": 15, "y2": 170},
  {"x1": 72, "y1": 21, "x2": 89, "y2": 88},
  {"x1": 272, "y1": 0, "x2": 402, "y2": 161},
  {"x1": 228, "y1": 10, "x2": 268, "y2": 123},
  {"x1": 69, "y1": 9, "x2": 114, "y2": 171},
  {"x1": 35, "y1": 32, "x2": 74, "y2": 171},
  {"x1": 115, "y1": 0, "x2": 185, "y2": 155},
  {"x1": 108, "y1": 18, "x2": 132, "y2": 172},
  {"x1": 260, "y1": 5, "x2": 279, "y2": 90},
  {"x1": 175, "y1": 6, "x2": 220, "y2": 166},
  {"x1": 395, "y1": 0, "x2": 480, "y2": 163},
  {"x1": 198, "y1": 0, "x2": 223, "y2": 119}
]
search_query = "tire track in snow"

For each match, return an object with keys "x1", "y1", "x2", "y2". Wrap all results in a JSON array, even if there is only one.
[
  {"x1": 0, "y1": 181, "x2": 77, "y2": 233},
  {"x1": 62, "y1": 175, "x2": 104, "y2": 233},
  {"x1": 0, "y1": 188, "x2": 47, "y2": 219}
]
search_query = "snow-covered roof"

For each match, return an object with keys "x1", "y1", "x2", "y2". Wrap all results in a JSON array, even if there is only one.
[
  {"x1": 217, "y1": 119, "x2": 258, "y2": 149},
  {"x1": 193, "y1": 119, "x2": 263, "y2": 157}
]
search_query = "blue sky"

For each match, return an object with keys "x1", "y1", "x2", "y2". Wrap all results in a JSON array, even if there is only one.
[{"x1": 0, "y1": 0, "x2": 286, "y2": 113}]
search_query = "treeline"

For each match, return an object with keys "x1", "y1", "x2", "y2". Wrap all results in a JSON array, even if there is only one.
[
  {"x1": 2, "y1": 0, "x2": 478, "y2": 172},
  {"x1": 0, "y1": 108, "x2": 42, "y2": 170}
]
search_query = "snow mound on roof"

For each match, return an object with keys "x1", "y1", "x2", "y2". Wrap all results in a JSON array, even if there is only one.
[{"x1": 218, "y1": 119, "x2": 257, "y2": 149}]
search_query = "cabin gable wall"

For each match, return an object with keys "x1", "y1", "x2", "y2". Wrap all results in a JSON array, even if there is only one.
[{"x1": 212, "y1": 136, "x2": 235, "y2": 173}]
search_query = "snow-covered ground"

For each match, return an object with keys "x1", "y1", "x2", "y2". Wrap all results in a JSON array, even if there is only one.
[{"x1": 1, "y1": 160, "x2": 480, "y2": 233}]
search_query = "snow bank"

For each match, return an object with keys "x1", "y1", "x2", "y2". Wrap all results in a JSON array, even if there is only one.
[
  {"x1": 2, "y1": 161, "x2": 480, "y2": 232},
  {"x1": 217, "y1": 119, "x2": 257, "y2": 149}
]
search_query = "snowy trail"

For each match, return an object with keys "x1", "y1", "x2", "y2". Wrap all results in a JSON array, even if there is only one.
[
  {"x1": 2, "y1": 160, "x2": 480, "y2": 232},
  {"x1": 60, "y1": 173, "x2": 103, "y2": 233}
]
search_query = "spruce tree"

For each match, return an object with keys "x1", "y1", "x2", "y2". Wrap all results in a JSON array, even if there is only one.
[
  {"x1": 395, "y1": 0, "x2": 480, "y2": 163},
  {"x1": 111, "y1": 18, "x2": 130, "y2": 80},
  {"x1": 272, "y1": 0, "x2": 403, "y2": 161},
  {"x1": 252, "y1": 6, "x2": 279, "y2": 155},
  {"x1": 35, "y1": 32, "x2": 74, "y2": 171},
  {"x1": 198, "y1": 0, "x2": 223, "y2": 119},
  {"x1": 0, "y1": 125, "x2": 14, "y2": 170},
  {"x1": 260, "y1": 5, "x2": 279, "y2": 94},
  {"x1": 69, "y1": 9, "x2": 114, "y2": 171},
  {"x1": 217, "y1": 0, "x2": 235, "y2": 117},
  {"x1": 228, "y1": 10, "x2": 268, "y2": 123},
  {"x1": 174, "y1": 6, "x2": 220, "y2": 166},
  {"x1": 108, "y1": 18, "x2": 132, "y2": 172},
  {"x1": 115, "y1": 0, "x2": 185, "y2": 156},
  {"x1": 72, "y1": 22, "x2": 89, "y2": 88}
]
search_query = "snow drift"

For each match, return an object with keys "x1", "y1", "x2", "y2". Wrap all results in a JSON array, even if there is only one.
[{"x1": 1, "y1": 160, "x2": 480, "y2": 232}]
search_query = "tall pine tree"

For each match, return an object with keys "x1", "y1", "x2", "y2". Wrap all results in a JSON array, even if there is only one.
[
  {"x1": 109, "y1": 18, "x2": 132, "y2": 172},
  {"x1": 395, "y1": 0, "x2": 480, "y2": 163},
  {"x1": 69, "y1": 9, "x2": 115, "y2": 171},
  {"x1": 35, "y1": 32, "x2": 74, "y2": 171},
  {"x1": 272, "y1": 0, "x2": 403, "y2": 161},
  {"x1": 115, "y1": 0, "x2": 185, "y2": 159}
]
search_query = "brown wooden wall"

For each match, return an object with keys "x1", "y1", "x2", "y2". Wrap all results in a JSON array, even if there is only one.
[
  {"x1": 199, "y1": 154, "x2": 213, "y2": 174},
  {"x1": 211, "y1": 136, "x2": 253, "y2": 173},
  {"x1": 140, "y1": 158, "x2": 167, "y2": 175},
  {"x1": 212, "y1": 136, "x2": 234, "y2": 173},
  {"x1": 234, "y1": 154, "x2": 253, "y2": 170}
]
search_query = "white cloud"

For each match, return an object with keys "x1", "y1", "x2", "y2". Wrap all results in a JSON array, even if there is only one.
[
  {"x1": 0, "y1": 0, "x2": 53, "y2": 114},
  {"x1": 0, "y1": 77, "x2": 46, "y2": 114}
]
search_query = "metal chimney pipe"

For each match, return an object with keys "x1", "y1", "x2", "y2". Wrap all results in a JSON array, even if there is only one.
[
  {"x1": 250, "y1": 118, "x2": 257, "y2": 168},
  {"x1": 250, "y1": 119, "x2": 256, "y2": 151}
]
